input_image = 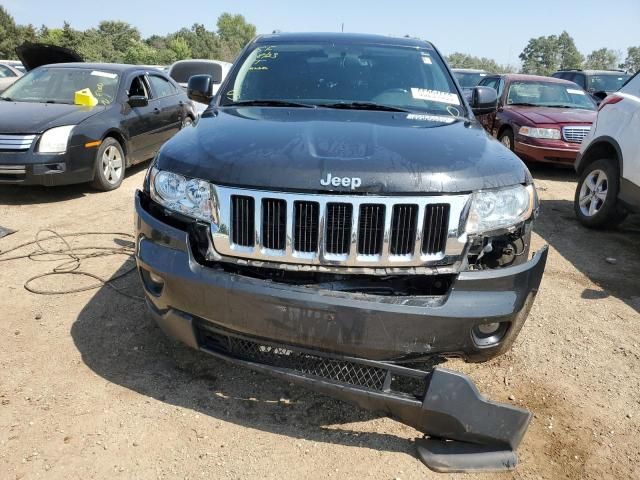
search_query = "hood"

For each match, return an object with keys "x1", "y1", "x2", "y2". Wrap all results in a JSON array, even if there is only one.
[
  {"x1": 16, "y1": 43, "x2": 83, "y2": 71},
  {"x1": 0, "y1": 101, "x2": 104, "y2": 134},
  {"x1": 506, "y1": 105, "x2": 596, "y2": 125},
  {"x1": 157, "y1": 107, "x2": 530, "y2": 194}
]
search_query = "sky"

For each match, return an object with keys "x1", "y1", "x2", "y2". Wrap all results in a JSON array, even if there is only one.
[{"x1": 4, "y1": 0, "x2": 640, "y2": 66}]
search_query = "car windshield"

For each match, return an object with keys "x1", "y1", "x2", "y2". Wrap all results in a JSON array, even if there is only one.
[
  {"x1": 220, "y1": 42, "x2": 464, "y2": 116},
  {"x1": 506, "y1": 81, "x2": 596, "y2": 110},
  {"x1": 588, "y1": 74, "x2": 630, "y2": 92},
  {"x1": 1, "y1": 67, "x2": 119, "y2": 105},
  {"x1": 454, "y1": 72, "x2": 487, "y2": 88},
  {"x1": 170, "y1": 62, "x2": 223, "y2": 84}
]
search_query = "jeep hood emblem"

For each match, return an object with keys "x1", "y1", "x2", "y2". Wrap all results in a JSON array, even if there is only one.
[{"x1": 320, "y1": 173, "x2": 362, "y2": 190}]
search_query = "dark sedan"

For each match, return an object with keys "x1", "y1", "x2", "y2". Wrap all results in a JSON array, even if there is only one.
[
  {"x1": 0, "y1": 56, "x2": 195, "y2": 190},
  {"x1": 475, "y1": 74, "x2": 597, "y2": 166}
]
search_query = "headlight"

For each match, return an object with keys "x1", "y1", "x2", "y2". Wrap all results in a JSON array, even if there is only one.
[
  {"x1": 466, "y1": 184, "x2": 536, "y2": 234},
  {"x1": 150, "y1": 168, "x2": 213, "y2": 222},
  {"x1": 518, "y1": 126, "x2": 561, "y2": 140},
  {"x1": 37, "y1": 125, "x2": 75, "y2": 153}
]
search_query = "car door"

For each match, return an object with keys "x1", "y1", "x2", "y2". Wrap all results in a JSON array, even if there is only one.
[
  {"x1": 476, "y1": 76, "x2": 500, "y2": 134},
  {"x1": 121, "y1": 73, "x2": 161, "y2": 163},
  {"x1": 0, "y1": 64, "x2": 18, "y2": 92},
  {"x1": 619, "y1": 74, "x2": 640, "y2": 188},
  {"x1": 147, "y1": 74, "x2": 183, "y2": 143}
]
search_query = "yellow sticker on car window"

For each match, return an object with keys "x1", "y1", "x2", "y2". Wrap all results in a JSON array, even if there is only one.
[{"x1": 411, "y1": 88, "x2": 460, "y2": 105}]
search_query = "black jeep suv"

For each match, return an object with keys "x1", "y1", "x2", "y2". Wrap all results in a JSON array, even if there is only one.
[{"x1": 134, "y1": 33, "x2": 548, "y2": 472}]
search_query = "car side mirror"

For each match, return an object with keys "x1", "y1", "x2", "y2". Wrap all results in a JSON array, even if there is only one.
[
  {"x1": 592, "y1": 90, "x2": 608, "y2": 102},
  {"x1": 188, "y1": 74, "x2": 214, "y2": 105},
  {"x1": 128, "y1": 95, "x2": 148, "y2": 108},
  {"x1": 470, "y1": 86, "x2": 498, "y2": 115}
]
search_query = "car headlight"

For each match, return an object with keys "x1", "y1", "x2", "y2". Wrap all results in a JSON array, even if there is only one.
[
  {"x1": 150, "y1": 168, "x2": 213, "y2": 222},
  {"x1": 466, "y1": 184, "x2": 536, "y2": 234},
  {"x1": 518, "y1": 126, "x2": 561, "y2": 140},
  {"x1": 37, "y1": 125, "x2": 75, "y2": 153}
]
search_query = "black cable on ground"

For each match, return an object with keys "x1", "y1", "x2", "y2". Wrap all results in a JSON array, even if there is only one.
[{"x1": 0, "y1": 229, "x2": 143, "y2": 301}]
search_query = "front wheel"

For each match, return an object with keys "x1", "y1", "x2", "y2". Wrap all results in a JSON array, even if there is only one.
[
  {"x1": 499, "y1": 129, "x2": 514, "y2": 151},
  {"x1": 90, "y1": 137, "x2": 125, "y2": 191},
  {"x1": 574, "y1": 158, "x2": 627, "y2": 229}
]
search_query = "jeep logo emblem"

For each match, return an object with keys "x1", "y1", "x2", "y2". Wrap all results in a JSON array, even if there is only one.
[{"x1": 320, "y1": 173, "x2": 362, "y2": 190}]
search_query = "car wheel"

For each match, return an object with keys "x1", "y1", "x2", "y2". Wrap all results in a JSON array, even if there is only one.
[
  {"x1": 574, "y1": 158, "x2": 628, "y2": 229},
  {"x1": 90, "y1": 137, "x2": 125, "y2": 191},
  {"x1": 499, "y1": 129, "x2": 514, "y2": 151},
  {"x1": 181, "y1": 116, "x2": 194, "y2": 129}
]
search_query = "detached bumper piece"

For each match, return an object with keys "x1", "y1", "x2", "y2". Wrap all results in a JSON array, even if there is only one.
[{"x1": 194, "y1": 322, "x2": 531, "y2": 473}]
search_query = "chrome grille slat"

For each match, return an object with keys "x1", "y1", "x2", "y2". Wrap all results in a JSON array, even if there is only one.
[
  {"x1": 214, "y1": 187, "x2": 470, "y2": 268},
  {"x1": 0, "y1": 134, "x2": 36, "y2": 151},
  {"x1": 562, "y1": 126, "x2": 590, "y2": 143}
]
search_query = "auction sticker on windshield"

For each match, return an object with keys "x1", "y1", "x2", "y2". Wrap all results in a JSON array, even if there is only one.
[
  {"x1": 91, "y1": 71, "x2": 118, "y2": 79},
  {"x1": 566, "y1": 88, "x2": 585, "y2": 95},
  {"x1": 411, "y1": 88, "x2": 460, "y2": 105}
]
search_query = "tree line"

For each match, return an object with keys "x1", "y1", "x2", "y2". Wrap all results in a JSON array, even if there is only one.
[
  {"x1": 0, "y1": 6, "x2": 255, "y2": 64},
  {"x1": 1, "y1": 7, "x2": 638, "y2": 76},
  {"x1": 449, "y1": 30, "x2": 639, "y2": 75}
]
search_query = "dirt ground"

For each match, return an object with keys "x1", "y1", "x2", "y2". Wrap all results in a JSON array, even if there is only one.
[{"x1": 0, "y1": 164, "x2": 639, "y2": 480}]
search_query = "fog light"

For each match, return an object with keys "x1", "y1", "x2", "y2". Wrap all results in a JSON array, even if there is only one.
[{"x1": 472, "y1": 322, "x2": 509, "y2": 347}]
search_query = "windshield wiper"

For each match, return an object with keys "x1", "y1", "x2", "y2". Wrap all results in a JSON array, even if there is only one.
[
  {"x1": 228, "y1": 99, "x2": 316, "y2": 108},
  {"x1": 321, "y1": 101, "x2": 410, "y2": 113},
  {"x1": 508, "y1": 102, "x2": 539, "y2": 107},
  {"x1": 544, "y1": 104, "x2": 575, "y2": 109},
  {"x1": 0, "y1": 96, "x2": 12, "y2": 101}
]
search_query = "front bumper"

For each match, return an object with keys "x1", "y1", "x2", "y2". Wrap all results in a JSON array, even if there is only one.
[
  {"x1": 134, "y1": 190, "x2": 547, "y2": 471},
  {"x1": 515, "y1": 139, "x2": 580, "y2": 165},
  {"x1": 0, "y1": 145, "x2": 95, "y2": 186}
]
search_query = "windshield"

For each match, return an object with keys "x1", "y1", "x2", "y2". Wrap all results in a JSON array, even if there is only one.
[
  {"x1": 454, "y1": 71, "x2": 487, "y2": 88},
  {"x1": 220, "y1": 42, "x2": 464, "y2": 116},
  {"x1": 1, "y1": 67, "x2": 119, "y2": 105},
  {"x1": 506, "y1": 81, "x2": 596, "y2": 110},
  {"x1": 588, "y1": 74, "x2": 630, "y2": 93},
  {"x1": 170, "y1": 62, "x2": 223, "y2": 84}
]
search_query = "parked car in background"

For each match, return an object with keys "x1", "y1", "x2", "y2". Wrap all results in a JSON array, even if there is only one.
[
  {"x1": 574, "y1": 72, "x2": 640, "y2": 228},
  {"x1": 476, "y1": 74, "x2": 597, "y2": 166},
  {"x1": 0, "y1": 44, "x2": 196, "y2": 190},
  {"x1": 0, "y1": 62, "x2": 23, "y2": 92},
  {"x1": 168, "y1": 59, "x2": 232, "y2": 113},
  {"x1": 452, "y1": 68, "x2": 489, "y2": 94},
  {"x1": 0, "y1": 59, "x2": 26, "y2": 74},
  {"x1": 552, "y1": 69, "x2": 631, "y2": 104}
]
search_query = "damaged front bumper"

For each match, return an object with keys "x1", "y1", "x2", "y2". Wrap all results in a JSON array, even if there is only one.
[{"x1": 134, "y1": 190, "x2": 547, "y2": 471}]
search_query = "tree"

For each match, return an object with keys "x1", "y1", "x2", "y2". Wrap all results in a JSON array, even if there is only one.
[
  {"x1": 623, "y1": 47, "x2": 640, "y2": 73},
  {"x1": 0, "y1": 6, "x2": 20, "y2": 58},
  {"x1": 446, "y1": 52, "x2": 512, "y2": 73},
  {"x1": 557, "y1": 31, "x2": 583, "y2": 70},
  {"x1": 217, "y1": 13, "x2": 256, "y2": 52},
  {"x1": 585, "y1": 48, "x2": 619, "y2": 70},
  {"x1": 167, "y1": 37, "x2": 191, "y2": 61},
  {"x1": 519, "y1": 35, "x2": 561, "y2": 75}
]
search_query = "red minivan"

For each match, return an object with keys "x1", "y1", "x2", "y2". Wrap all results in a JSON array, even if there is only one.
[{"x1": 476, "y1": 74, "x2": 597, "y2": 165}]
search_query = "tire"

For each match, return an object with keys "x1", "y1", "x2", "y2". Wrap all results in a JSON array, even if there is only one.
[
  {"x1": 574, "y1": 158, "x2": 628, "y2": 229},
  {"x1": 181, "y1": 116, "x2": 194, "y2": 129},
  {"x1": 498, "y1": 128, "x2": 514, "y2": 151},
  {"x1": 90, "y1": 137, "x2": 126, "y2": 191}
]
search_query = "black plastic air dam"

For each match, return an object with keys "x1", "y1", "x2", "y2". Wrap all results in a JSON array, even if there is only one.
[{"x1": 149, "y1": 304, "x2": 531, "y2": 473}]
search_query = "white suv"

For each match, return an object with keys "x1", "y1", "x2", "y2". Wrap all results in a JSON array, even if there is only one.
[{"x1": 574, "y1": 72, "x2": 640, "y2": 228}]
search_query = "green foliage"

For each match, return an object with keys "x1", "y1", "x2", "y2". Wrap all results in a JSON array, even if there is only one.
[
  {"x1": 584, "y1": 48, "x2": 619, "y2": 70},
  {"x1": 519, "y1": 31, "x2": 584, "y2": 75},
  {"x1": 446, "y1": 52, "x2": 513, "y2": 74},
  {"x1": 557, "y1": 31, "x2": 583, "y2": 70},
  {"x1": 0, "y1": 7, "x2": 256, "y2": 65},
  {"x1": 624, "y1": 47, "x2": 640, "y2": 73}
]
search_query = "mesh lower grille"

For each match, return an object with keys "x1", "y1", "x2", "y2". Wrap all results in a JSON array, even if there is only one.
[
  {"x1": 231, "y1": 195, "x2": 255, "y2": 247},
  {"x1": 294, "y1": 201, "x2": 319, "y2": 253},
  {"x1": 357, "y1": 204, "x2": 385, "y2": 255},
  {"x1": 422, "y1": 204, "x2": 450, "y2": 255},
  {"x1": 390, "y1": 204, "x2": 418, "y2": 255},
  {"x1": 262, "y1": 198, "x2": 286, "y2": 250},
  {"x1": 325, "y1": 203, "x2": 352, "y2": 255},
  {"x1": 197, "y1": 326, "x2": 428, "y2": 397}
]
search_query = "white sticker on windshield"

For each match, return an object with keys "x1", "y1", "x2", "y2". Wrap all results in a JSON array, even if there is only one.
[
  {"x1": 411, "y1": 88, "x2": 461, "y2": 105},
  {"x1": 407, "y1": 113, "x2": 455, "y2": 123},
  {"x1": 91, "y1": 70, "x2": 117, "y2": 79},
  {"x1": 421, "y1": 54, "x2": 432, "y2": 65},
  {"x1": 567, "y1": 88, "x2": 585, "y2": 95}
]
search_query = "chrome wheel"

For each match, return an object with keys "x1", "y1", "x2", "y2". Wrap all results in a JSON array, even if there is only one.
[
  {"x1": 101, "y1": 145, "x2": 123, "y2": 185},
  {"x1": 578, "y1": 169, "x2": 608, "y2": 217},
  {"x1": 500, "y1": 134, "x2": 511, "y2": 149}
]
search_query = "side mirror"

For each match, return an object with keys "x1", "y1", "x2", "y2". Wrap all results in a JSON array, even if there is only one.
[
  {"x1": 187, "y1": 74, "x2": 214, "y2": 105},
  {"x1": 128, "y1": 95, "x2": 148, "y2": 108},
  {"x1": 470, "y1": 86, "x2": 498, "y2": 115}
]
